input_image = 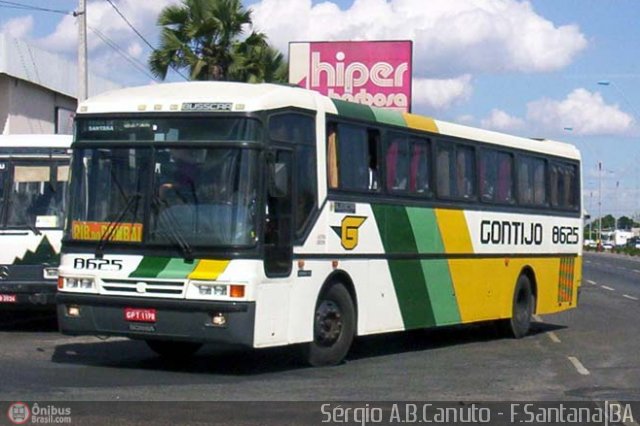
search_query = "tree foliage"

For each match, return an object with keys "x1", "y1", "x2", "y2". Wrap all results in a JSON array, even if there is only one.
[{"x1": 149, "y1": 0, "x2": 287, "y2": 83}]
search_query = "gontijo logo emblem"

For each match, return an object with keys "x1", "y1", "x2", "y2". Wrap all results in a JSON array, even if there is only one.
[{"x1": 332, "y1": 216, "x2": 367, "y2": 250}]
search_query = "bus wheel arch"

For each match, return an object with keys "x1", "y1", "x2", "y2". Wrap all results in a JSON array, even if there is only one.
[
  {"x1": 303, "y1": 270, "x2": 357, "y2": 366},
  {"x1": 321, "y1": 270, "x2": 359, "y2": 321}
]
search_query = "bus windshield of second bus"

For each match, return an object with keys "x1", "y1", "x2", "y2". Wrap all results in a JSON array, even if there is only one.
[
  {"x1": 0, "y1": 136, "x2": 71, "y2": 309},
  {"x1": 68, "y1": 117, "x2": 262, "y2": 251}
]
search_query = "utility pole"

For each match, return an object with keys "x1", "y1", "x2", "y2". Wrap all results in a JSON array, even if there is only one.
[
  {"x1": 598, "y1": 161, "x2": 603, "y2": 245},
  {"x1": 76, "y1": 0, "x2": 88, "y2": 102}
]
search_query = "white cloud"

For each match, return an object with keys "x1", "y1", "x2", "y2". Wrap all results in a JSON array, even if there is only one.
[
  {"x1": 480, "y1": 108, "x2": 525, "y2": 132},
  {"x1": 1, "y1": 15, "x2": 34, "y2": 39},
  {"x1": 127, "y1": 42, "x2": 143, "y2": 58},
  {"x1": 35, "y1": 0, "x2": 179, "y2": 82},
  {"x1": 526, "y1": 89, "x2": 635, "y2": 136},
  {"x1": 412, "y1": 75, "x2": 473, "y2": 110},
  {"x1": 38, "y1": 0, "x2": 179, "y2": 53},
  {"x1": 251, "y1": 0, "x2": 587, "y2": 76}
]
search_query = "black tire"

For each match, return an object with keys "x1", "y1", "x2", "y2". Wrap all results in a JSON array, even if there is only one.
[
  {"x1": 145, "y1": 339, "x2": 202, "y2": 359},
  {"x1": 304, "y1": 283, "x2": 356, "y2": 367},
  {"x1": 501, "y1": 274, "x2": 535, "y2": 338}
]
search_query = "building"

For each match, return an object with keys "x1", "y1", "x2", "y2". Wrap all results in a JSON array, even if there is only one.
[{"x1": 0, "y1": 33, "x2": 120, "y2": 135}]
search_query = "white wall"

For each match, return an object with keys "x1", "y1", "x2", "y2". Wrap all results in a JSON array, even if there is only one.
[{"x1": 1, "y1": 74, "x2": 76, "y2": 135}]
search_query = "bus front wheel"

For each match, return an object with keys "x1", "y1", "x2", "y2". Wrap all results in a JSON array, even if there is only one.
[
  {"x1": 304, "y1": 283, "x2": 356, "y2": 367},
  {"x1": 145, "y1": 339, "x2": 203, "y2": 359},
  {"x1": 501, "y1": 274, "x2": 535, "y2": 338}
]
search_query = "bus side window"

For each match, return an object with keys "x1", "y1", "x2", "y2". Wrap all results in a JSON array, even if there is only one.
[
  {"x1": 496, "y1": 152, "x2": 514, "y2": 203},
  {"x1": 409, "y1": 139, "x2": 431, "y2": 195},
  {"x1": 456, "y1": 146, "x2": 476, "y2": 199},
  {"x1": 481, "y1": 149, "x2": 513, "y2": 204},
  {"x1": 518, "y1": 159, "x2": 532, "y2": 204},
  {"x1": 330, "y1": 123, "x2": 376, "y2": 192},
  {"x1": 532, "y1": 159, "x2": 547, "y2": 205},
  {"x1": 367, "y1": 130, "x2": 380, "y2": 191},
  {"x1": 385, "y1": 134, "x2": 409, "y2": 192},
  {"x1": 327, "y1": 124, "x2": 338, "y2": 189},
  {"x1": 436, "y1": 145, "x2": 453, "y2": 197}
]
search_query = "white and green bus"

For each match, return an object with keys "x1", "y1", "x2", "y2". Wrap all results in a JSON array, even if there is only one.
[
  {"x1": 0, "y1": 135, "x2": 71, "y2": 310},
  {"x1": 57, "y1": 82, "x2": 582, "y2": 365}
]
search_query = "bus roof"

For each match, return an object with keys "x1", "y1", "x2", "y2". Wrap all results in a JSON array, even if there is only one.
[
  {"x1": 78, "y1": 81, "x2": 580, "y2": 161},
  {"x1": 0, "y1": 134, "x2": 72, "y2": 149}
]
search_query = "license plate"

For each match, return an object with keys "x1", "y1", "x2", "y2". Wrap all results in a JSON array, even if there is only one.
[
  {"x1": 0, "y1": 294, "x2": 17, "y2": 303},
  {"x1": 124, "y1": 307, "x2": 157, "y2": 323}
]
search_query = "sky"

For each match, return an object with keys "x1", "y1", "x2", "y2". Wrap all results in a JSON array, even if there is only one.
[{"x1": 1, "y1": 0, "x2": 639, "y2": 220}]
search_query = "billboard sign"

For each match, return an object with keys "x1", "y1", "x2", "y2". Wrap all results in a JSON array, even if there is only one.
[{"x1": 289, "y1": 40, "x2": 413, "y2": 112}]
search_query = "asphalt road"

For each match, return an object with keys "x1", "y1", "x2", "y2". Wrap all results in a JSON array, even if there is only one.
[{"x1": 0, "y1": 251, "x2": 638, "y2": 423}]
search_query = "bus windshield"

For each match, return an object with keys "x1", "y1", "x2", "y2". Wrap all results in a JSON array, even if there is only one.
[
  {"x1": 0, "y1": 161, "x2": 68, "y2": 229},
  {"x1": 67, "y1": 146, "x2": 260, "y2": 248}
]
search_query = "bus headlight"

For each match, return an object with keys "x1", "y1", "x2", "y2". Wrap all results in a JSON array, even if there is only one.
[
  {"x1": 62, "y1": 277, "x2": 95, "y2": 291},
  {"x1": 43, "y1": 267, "x2": 59, "y2": 280},
  {"x1": 188, "y1": 281, "x2": 245, "y2": 299},
  {"x1": 194, "y1": 282, "x2": 227, "y2": 296},
  {"x1": 197, "y1": 284, "x2": 227, "y2": 296}
]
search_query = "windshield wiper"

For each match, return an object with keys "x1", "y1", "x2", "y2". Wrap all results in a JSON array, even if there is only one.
[
  {"x1": 25, "y1": 220, "x2": 42, "y2": 236},
  {"x1": 151, "y1": 196, "x2": 194, "y2": 262},
  {"x1": 95, "y1": 193, "x2": 142, "y2": 258}
]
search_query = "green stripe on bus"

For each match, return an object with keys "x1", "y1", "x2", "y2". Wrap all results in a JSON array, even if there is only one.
[
  {"x1": 406, "y1": 208, "x2": 461, "y2": 325},
  {"x1": 156, "y1": 258, "x2": 197, "y2": 279},
  {"x1": 371, "y1": 108, "x2": 406, "y2": 127},
  {"x1": 372, "y1": 204, "x2": 436, "y2": 329},
  {"x1": 332, "y1": 99, "x2": 377, "y2": 122},
  {"x1": 129, "y1": 256, "x2": 171, "y2": 278},
  {"x1": 420, "y1": 260, "x2": 461, "y2": 325},
  {"x1": 406, "y1": 207, "x2": 445, "y2": 254}
]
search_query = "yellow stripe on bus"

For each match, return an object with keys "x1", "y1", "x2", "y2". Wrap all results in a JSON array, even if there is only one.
[
  {"x1": 403, "y1": 113, "x2": 439, "y2": 133},
  {"x1": 434, "y1": 209, "x2": 473, "y2": 253},
  {"x1": 188, "y1": 260, "x2": 230, "y2": 280}
]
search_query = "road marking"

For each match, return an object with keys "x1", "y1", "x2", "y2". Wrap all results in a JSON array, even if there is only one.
[
  {"x1": 547, "y1": 331, "x2": 561, "y2": 343},
  {"x1": 567, "y1": 356, "x2": 590, "y2": 375},
  {"x1": 533, "y1": 315, "x2": 543, "y2": 322},
  {"x1": 601, "y1": 285, "x2": 615, "y2": 291},
  {"x1": 587, "y1": 280, "x2": 597, "y2": 285},
  {"x1": 634, "y1": 269, "x2": 640, "y2": 274},
  {"x1": 585, "y1": 260, "x2": 591, "y2": 264},
  {"x1": 623, "y1": 294, "x2": 639, "y2": 301}
]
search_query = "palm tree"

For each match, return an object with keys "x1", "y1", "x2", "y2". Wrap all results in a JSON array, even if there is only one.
[
  {"x1": 149, "y1": 0, "x2": 285, "y2": 82},
  {"x1": 230, "y1": 40, "x2": 288, "y2": 83}
]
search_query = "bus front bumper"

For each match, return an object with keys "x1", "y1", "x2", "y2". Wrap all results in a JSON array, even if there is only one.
[
  {"x1": 56, "y1": 293, "x2": 255, "y2": 346},
  {"x1": 0, "y1": 281, "x2": 57, "y2": 309}
]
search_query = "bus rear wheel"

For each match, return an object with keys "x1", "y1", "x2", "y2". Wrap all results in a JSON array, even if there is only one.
[
  {"x1": 145, "y1": 339, "x2": 203, "y2": 359},
  {"x1": 304, "y1": 283, "x2": 355, "y2": 367},
  {"x1": 501, "y1": 274, "x2": 534, "y2": 338}
]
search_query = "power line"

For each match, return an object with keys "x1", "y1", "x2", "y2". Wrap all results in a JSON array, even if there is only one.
[
  {"x1": 0, "y1": 1, "x2": 71, "y2": 15},
  {"x1": 103, "y1": 0, "x2": 154, "y2": 50},
  {"x1": 88, "y1": 25, "x2": 158, "y2": 82},
  {"x1": 103, "y1": 0, "x2": 188, "y2": 81}
]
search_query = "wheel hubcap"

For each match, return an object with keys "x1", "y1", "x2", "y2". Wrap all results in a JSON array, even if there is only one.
[{"x1": 315, "y1": 300, "x2": 343, "y2": 346}]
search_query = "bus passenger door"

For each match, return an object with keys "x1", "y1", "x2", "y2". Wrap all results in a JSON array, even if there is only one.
[{"x1": 264, "y1": 149, "x2": 293, "y2": 277}]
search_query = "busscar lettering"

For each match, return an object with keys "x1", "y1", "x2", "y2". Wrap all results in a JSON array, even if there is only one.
[
  {"x1": 480, "y1": 220, "x2": 543, "y2": 246},
  {"x1": 181, "y1": 102, "x2": 232, "y2": 112}
]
